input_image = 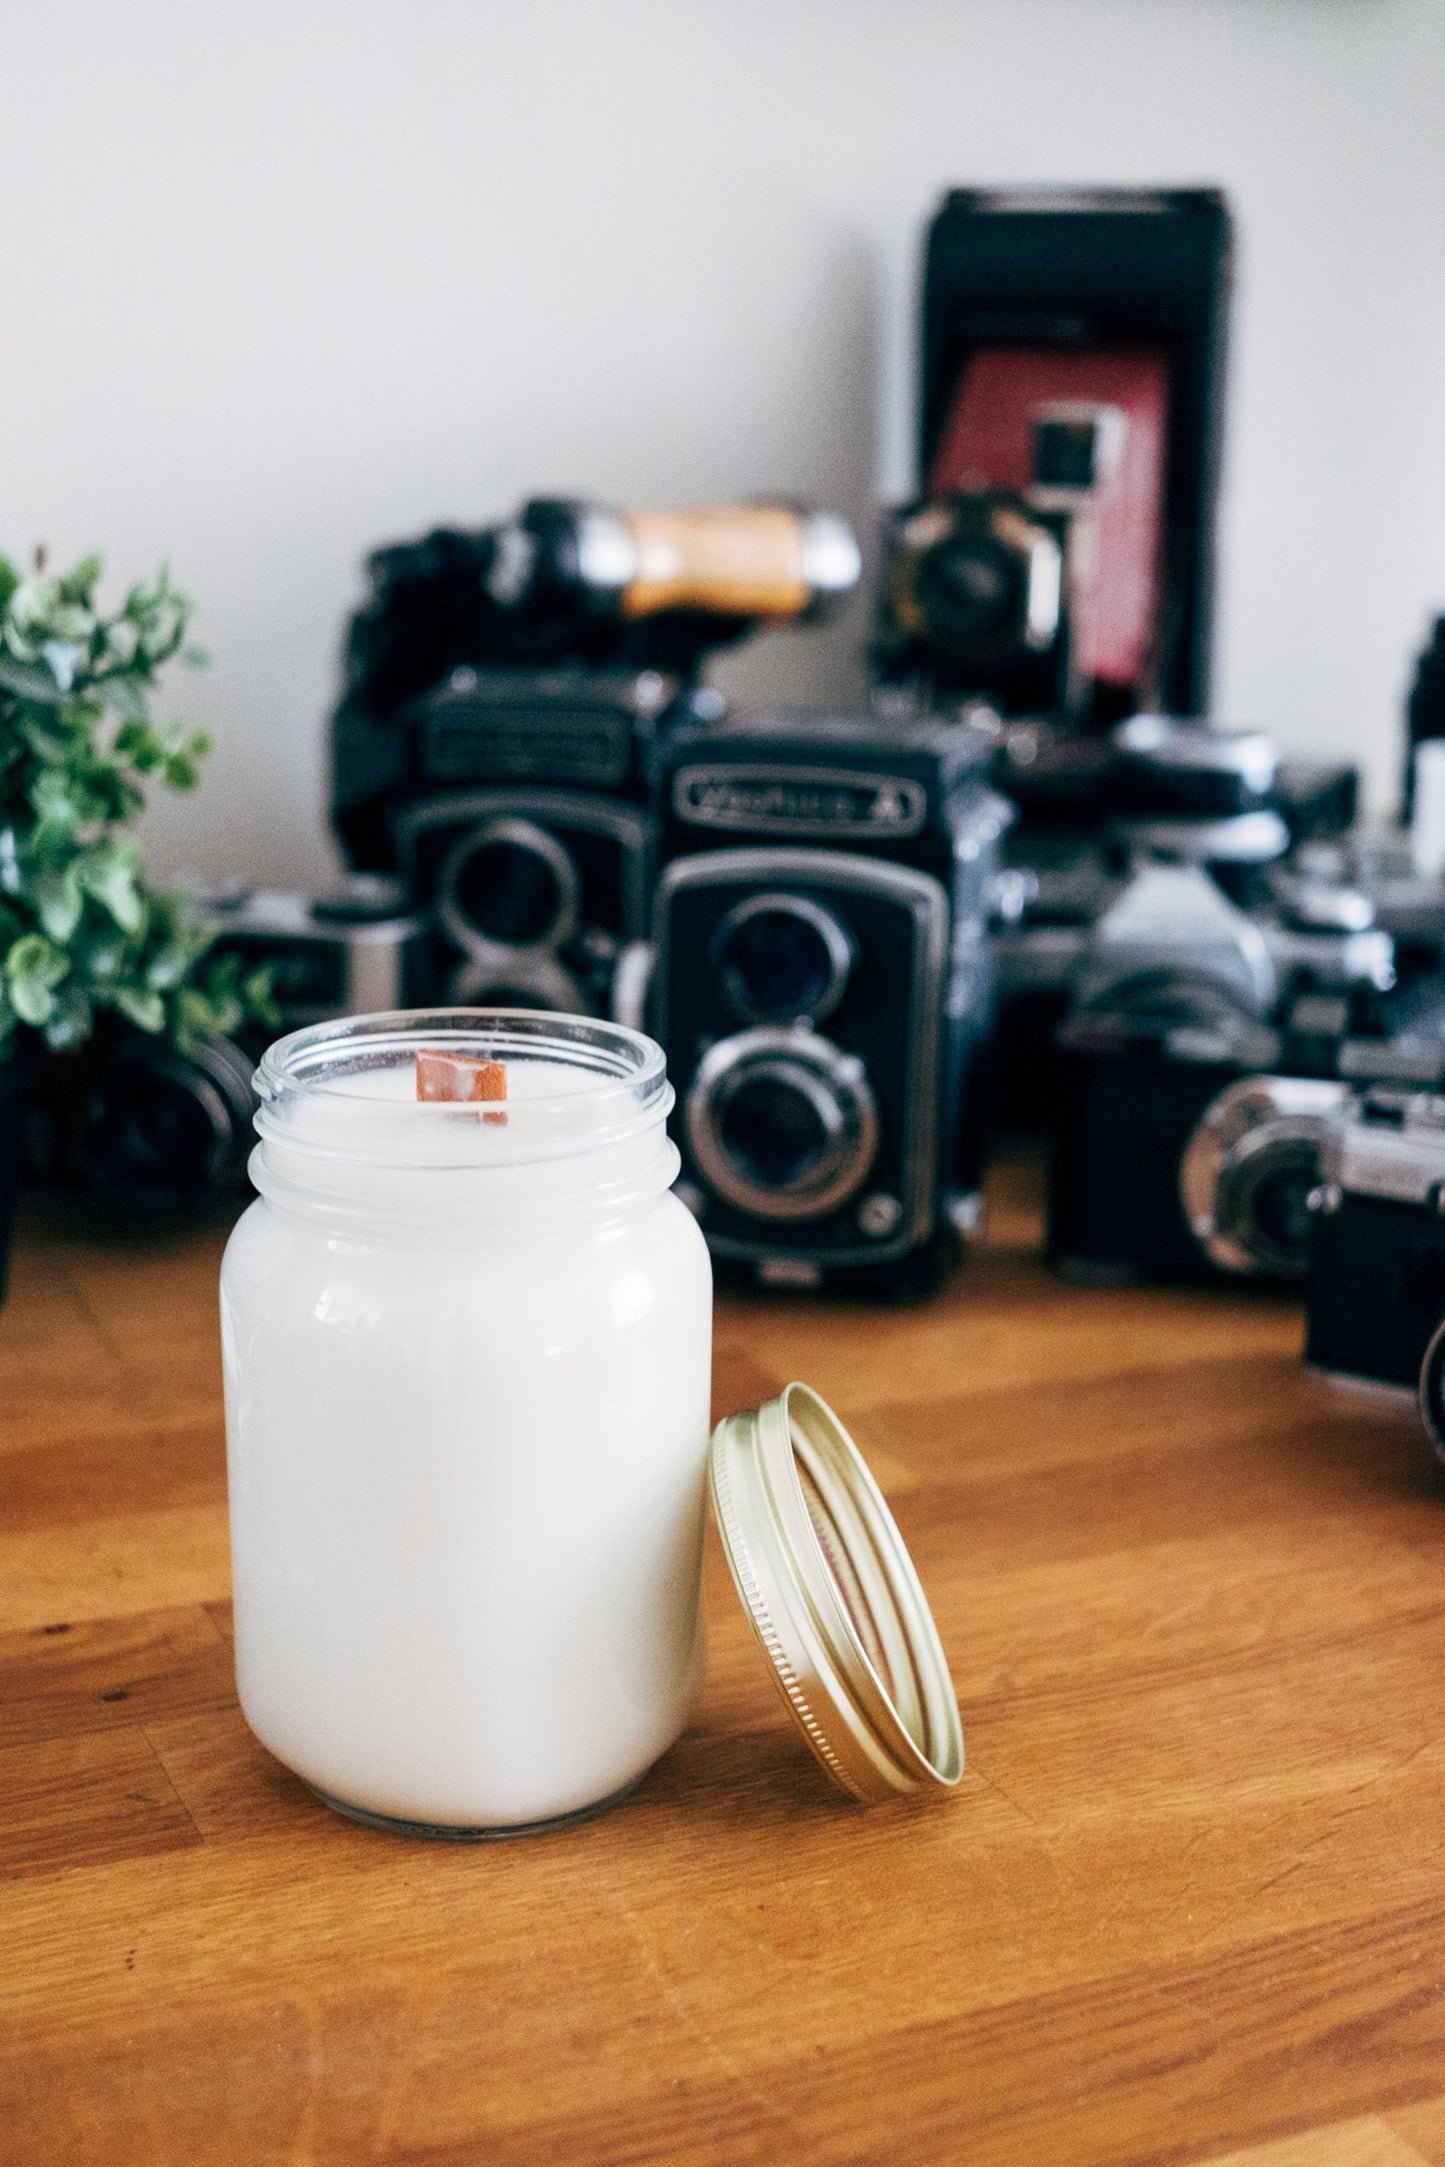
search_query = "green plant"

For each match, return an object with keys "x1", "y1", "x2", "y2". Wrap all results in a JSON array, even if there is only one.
[{"x1": 0, "y1": 552, "x2": 274, "y2": 1056}]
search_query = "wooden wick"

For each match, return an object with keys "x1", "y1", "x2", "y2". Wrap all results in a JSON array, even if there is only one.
[{"x1": 416, "y1": 1051, "x2": 508, "y2": 1124}]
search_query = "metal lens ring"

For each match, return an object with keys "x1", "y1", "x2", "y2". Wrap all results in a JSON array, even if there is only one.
[
  {"x1": 447, "y1": 950, "x2": 592, "y2": 1016},
  {"x1": 685, "y1": 1027, "x2": 879, "y2": 1223},
  {"x1": 1179, "y1": 1076, "x2": 1350, "y2": 1278},
  {"x1": 1417, "y1": 1314, "x2": 1445, "y2": 1469},
  {"x1": 712, "y1": 892, "x2": 854, "y2": 1027},
  {"x1": 437, "y1": 817, "x2": 581, "y2": 960}
]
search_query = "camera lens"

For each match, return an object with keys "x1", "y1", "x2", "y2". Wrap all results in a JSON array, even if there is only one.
[
  {"x1": 1247, "y1": 1161, "x2": 1318, "y2": 1258},
  {"x1": 713, "y1": 895, "x2": 853, "y2": 1025},
  {"x1": 1178, "y1": 1076, "x2": 1350, "y2": 1279},
  {"x1": 685, "y1": 1029, "x2": 879, "y2": 1223},
  {"x1": 438, "y1": 818, "x2": 580, "y2": 956},
  {"x1": 80, "y1": 1037, "x2": 255, "y2": 1214},
  {"x1": 717, "y1": 1073, "x2": 831, "y2": 1191},
  {"x1": 917, "y1": 538, "x2": 1018, "y2": 645},
  {"x1": 455, "y1": 840, "x2": 561, "y2": 945}
]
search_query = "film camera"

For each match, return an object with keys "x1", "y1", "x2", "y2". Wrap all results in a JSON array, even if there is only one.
[
  {"x1": 1043, "y1": 860, "x2": 1401, "y2": 1282},
  {"x1": 648, "y1": 710, "x2": 1010, "y2": 1295},
  {"x1": 874, "y1": 187, "x2": 1232, "y2": 731},
  {"x1": 989, "y1": 714, "x2": 1361, "y2": 1133},
  {"x1": 26, "y1": 880, "x2": 426, "y2": 1216},
  {"x1": 1305, "y1": 1087, "x2": 1445, "y2": 1466},
  {"x1": 330, "y1": 497, "x2": 861, "y2": 1016}
]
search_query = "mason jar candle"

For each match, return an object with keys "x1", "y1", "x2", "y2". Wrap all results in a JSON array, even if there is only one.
[{"x1": 219, "y1": 1010, "x2": 713, "y2": 1837}]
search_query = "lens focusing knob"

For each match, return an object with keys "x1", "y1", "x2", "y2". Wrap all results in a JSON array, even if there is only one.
[{"x1": 685, "y1": 1027, "x2": 880, "y2": 1223}]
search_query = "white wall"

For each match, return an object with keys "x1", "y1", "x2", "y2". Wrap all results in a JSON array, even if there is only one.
[{"x1": 3, "y1": 0, "x2": 1442, "y2": 886}]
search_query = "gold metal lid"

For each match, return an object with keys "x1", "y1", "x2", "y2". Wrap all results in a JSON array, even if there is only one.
[{"x1": 709, "y1": 1382, "x2": 964, "y2": 1804}]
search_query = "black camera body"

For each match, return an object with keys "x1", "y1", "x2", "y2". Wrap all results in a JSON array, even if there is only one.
[
  {"x1": 330, "y1": 499, "x2": 859, "y2": 1017},
  {"x1": 1305, "y1": 1090, "x2": 1445, "y2": 1404},
  {"x1": 649, "y1": 712, "x2": 1009, "y2": 1294},
  {"x1": 26, "y1": 882, "x2": 427, "y2": 1217},
  {"x1": 381, "y1": 667, "x2": 706, "y2": 1013},
  {"x1": 1043, "y1": 863, "x2": 1399, "y2": 1281}
]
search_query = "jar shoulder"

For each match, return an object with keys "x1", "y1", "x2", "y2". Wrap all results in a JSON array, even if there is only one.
[{"x1": 221, "y1": 1187, "x2": 712, "y2": 1315}]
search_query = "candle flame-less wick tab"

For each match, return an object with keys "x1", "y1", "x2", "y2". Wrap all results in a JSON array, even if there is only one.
[{"x1": 415, "y1": 1051, "x2": 509, "y2": 1124}]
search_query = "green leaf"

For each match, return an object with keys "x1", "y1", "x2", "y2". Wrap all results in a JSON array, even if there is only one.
[
  {"x1": 31, "y1": 860, "x2": 83, "y2": 942},
  {"x1": 99, "y1": 673, "x2": 149, "y2": 725},
  {"x1": 57, "y1": 556, "x2": 102, "y2": 603},
  {"x1": 79, "y1": 846, "x2": 145, "y2": 934},
  {"x1": 0, "y1": 655, "x2": 68, "y2": 705},
  {"x1": 112, "y1": 984, "x2": 166, "y2": 1033},
  {"x1": 42, "y1": 985, "x2": 93, "y2": 1052},
  {"x1": 5, "y1": 931, "x2": 68, "y2": 1025}
]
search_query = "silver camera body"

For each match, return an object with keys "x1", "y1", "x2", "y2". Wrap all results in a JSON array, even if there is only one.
[{"x1": 1045, "y1": 863, "x2": 1399, "y2": 1282}]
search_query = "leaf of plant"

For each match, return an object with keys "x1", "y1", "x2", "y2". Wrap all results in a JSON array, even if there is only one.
[
  {"x1": 112, "y1": 984, "x2": 166, "y2": 1033},
  {"x1": 80, "y1": 847, "x2": 145, "y2": 934},
  {"x1": 100, "y1": 674, "x2": 149, "y2": 725},
  {"x1": 31, "y1": 860, "x2": 83, "y2": 942},
  {"x1": 0, "y1": 656, "x2": 68, "y2": 705}
]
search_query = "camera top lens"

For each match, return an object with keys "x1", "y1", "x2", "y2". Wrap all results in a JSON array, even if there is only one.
[
  {"x1": 438, "y1": 817, "x2": 580, "y2": 956},
  {"x1": 713, "y1": 893, "x2": 853, "y2": 1026}
]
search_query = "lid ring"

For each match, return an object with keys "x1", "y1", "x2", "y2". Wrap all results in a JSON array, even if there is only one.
[{"x1": 709, "y1": 1382, "x2": 964, "y2": 1802}]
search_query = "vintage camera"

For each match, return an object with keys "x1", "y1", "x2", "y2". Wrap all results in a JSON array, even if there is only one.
[
  {"x1": 874, "y1": 402, "x2": 1133, "y2": 723},
  {"x1": 878, "y1": 188, "x2": 1231, "y2": 730},
  {"x1": 27, "y1": 879, "x2": 426, "y2": 1216},
  {"x1": 330, "y1": 498, "x2": 860, "y2": 1015},
  {"x1": 988, "y1": 717, "x2": 1360, "y2": 1135},
  {"x1": 1044, "y1": 862, "x2": 1399, "y2": 1281},
  {"x1": 387, "y1": 674, "x2": 673, "y2": 1014},
  {"x1": 1305, "y1": 1089, "x2": 1445, "y2": 1460},
  {"x1": 649, "y1": 711, "x2": 1009, "y2": 1295}
]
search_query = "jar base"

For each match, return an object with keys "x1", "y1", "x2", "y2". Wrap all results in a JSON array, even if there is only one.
[{"x1": 305, "y1": 1773, "x2": 646, "y2": 1841}]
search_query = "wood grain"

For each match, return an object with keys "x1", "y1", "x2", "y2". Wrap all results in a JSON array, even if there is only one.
[{"x1": 3, "y1": 1160, "x2": 1445, "y2": 2167}]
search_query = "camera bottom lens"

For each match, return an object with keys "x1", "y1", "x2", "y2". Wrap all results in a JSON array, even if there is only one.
[
  {"x1": 685, "y1": 1029, "x2": 879, "y2": 1223},
  {"x1": 80, "y1": 1036, "x2": 256, "y2": 1214}
]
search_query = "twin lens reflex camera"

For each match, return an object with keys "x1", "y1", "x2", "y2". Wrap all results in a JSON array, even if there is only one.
[{"x1": 647, "y1": 710, "x2": 1010, "y2": 1295}]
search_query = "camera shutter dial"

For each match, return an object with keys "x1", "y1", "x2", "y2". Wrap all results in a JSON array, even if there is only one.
[
  {"x1": 686, "y1": 1028, "x2": 880, "y2": 1223},
  {"x1": 437, "y1": 817, "x2": 582, "y2": 960},
  {"x1": 711, "y1": 892, "x2": 854, "y2": 1027}
]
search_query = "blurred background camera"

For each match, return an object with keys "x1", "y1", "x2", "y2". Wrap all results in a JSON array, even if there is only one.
[
  {"x1": 1306, "y1": 1090, "x2": 1445, "y2": 1445},
  {"x1": 648, "y1": 710, "x2": 1009, "y2": 1294},
  {"x1": 1043, "y1": 860, "x2": 1400, "y2": 1281},
  {"x1": 25, "y1": 879, "x2": 425, "y2": 1217},
  {"x1": 330, "y1": 497, "x2": 861, "y2": 1017}
]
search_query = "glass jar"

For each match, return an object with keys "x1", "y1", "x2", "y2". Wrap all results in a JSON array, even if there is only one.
[{"x1": 219, "y1": 1010, "x2": 713, "y2": 1837}]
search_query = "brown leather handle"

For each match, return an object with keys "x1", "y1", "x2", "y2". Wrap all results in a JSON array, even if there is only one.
[{"x1": 619, "y1": 508, "x2": 814, "y2": 621}]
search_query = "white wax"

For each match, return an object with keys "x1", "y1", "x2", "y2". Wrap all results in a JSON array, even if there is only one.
[{"x1": 220, "y1": 1046, "x2": 713, "y2": 1831}]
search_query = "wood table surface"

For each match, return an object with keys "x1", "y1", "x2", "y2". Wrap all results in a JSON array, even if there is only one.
[{"x1": 5, "y1": 1159, "x2": 1445, "y2": 2167}]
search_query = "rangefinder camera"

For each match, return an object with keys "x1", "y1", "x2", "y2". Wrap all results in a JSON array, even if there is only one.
[
  {"x1": 1305, "y1": 1088, "x2": 1445, "y2": 1466},
  {"x1": 1045, "y1": 862, "x2": 1398, "y2": 1281}
]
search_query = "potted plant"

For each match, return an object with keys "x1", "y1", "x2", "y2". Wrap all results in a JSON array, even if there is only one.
[{"x1": 0, "y1": 551, "x2": 268, "y2": 1301}]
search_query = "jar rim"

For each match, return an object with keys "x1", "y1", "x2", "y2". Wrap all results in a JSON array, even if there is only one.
[{"x1": 253, "y1": 1008, "x2": 673, "y2": 1170}]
